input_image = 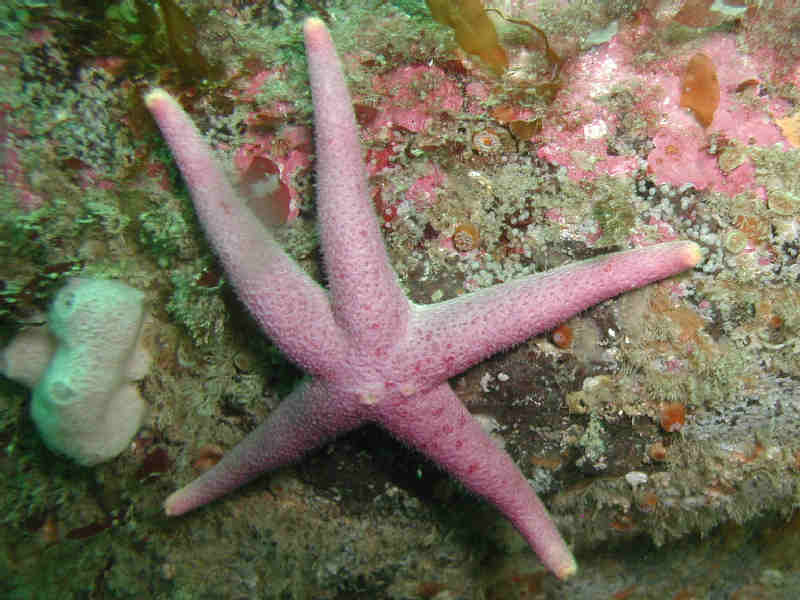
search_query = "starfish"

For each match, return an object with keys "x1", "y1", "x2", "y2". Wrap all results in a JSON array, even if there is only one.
[{"x1": 145, "y1": 17, "x2": 701, "y2": 580}]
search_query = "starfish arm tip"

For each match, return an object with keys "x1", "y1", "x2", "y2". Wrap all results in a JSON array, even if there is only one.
[
  {"x1": 683, "y1": 241, "x2": 703, "y2": 267},
  {"x1": 304, "y1": 16, "x2": 325, "y2": 31},
  {"x1": 554, "y1": 555, "x2": 578, "y2": 580},
  {"x1": 164, "y1": 490, "x2": 188, "y2": 517},
  {"x1": 303, "y1": 18, "x2": 334, "y2": 64},
  {"x1": 144, "y1": 88, "x2": 170, "y2": 110}
]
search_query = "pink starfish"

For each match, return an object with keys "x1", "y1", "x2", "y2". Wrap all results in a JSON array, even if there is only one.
[{"x1": 145, "y1": 17, "x2": 701, "y2": 580}]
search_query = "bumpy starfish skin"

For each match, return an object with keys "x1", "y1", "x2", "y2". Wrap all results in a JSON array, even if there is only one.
[{"x1": 145, "y1": 17, "x2": 701, "y2": 580}]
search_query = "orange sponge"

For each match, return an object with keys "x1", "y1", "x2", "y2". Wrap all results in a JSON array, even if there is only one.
[{"x1": 680, "y1": 53, "x2": 720, "y2": 128}]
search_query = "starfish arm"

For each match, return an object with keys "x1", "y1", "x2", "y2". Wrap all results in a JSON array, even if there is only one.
[
  {"x1": 405, "y1": 241, "x2": 701, "y2": 384},
  {"x1": 145, "y1": 89, "x2": 346, "y2": 376},
  {"x1": 304, "y1": 18, "x2": 410, "y2": 348},
  {"x1": 375, "y1": 383, "x2": 576, "y2": 579},
  {"x1": 165, "y1": 378, "x2": 365, "y2": 516}
]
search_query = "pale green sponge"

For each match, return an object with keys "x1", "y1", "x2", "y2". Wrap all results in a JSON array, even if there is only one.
[{"x1": 2, "y1": 278, "x2": 150, "y2": 466}]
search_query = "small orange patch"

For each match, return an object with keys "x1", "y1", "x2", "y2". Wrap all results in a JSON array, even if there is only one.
[
  {"x1": 530, "y1": 454, "x2": 563, "y2": 470},
  {"x1": 193, "y1": 444, "x2": 225, "y2": 472},
  {"x1": 472, "y1": 128, "x2": 503, "y2": 154},
  {"x1": 453, "y1": 222, "x2": 480, "y2": 252},
  {"x1": 659, "y1": 402, "x2": 686, "y2": 432},
  {"x1": 731, "y1": 439, "x2": 765, "y2": 464},
  {"x1": 680, "y1": 53, "x2": 720, "y2": 128},
  {"x1": 551, "y1": 323, "x2": 573, "y2": 349},
  {"x1": 38, "y1": 515, "x2": 60, "y2": 545},
  {"x1": 735, "y1": 78, "x2": 760, "y2": 93},
  {"x1": 776, "y1": 111, "x2": 800, "y2": 147},
  {"x1": 509, "y1": 119, "x2": 542, "y2": 140},
  {"x1": 638, "y1": 492, "x2": 660, "y2": 513},
  {"x1": 416, "y1": 582, "x2": 448, "y2": 598},
  {"x1": 647, "y1": 441, "x2": 667, "y2": 461},
  {"x1": 610, "y1": 513, "x2": 635, "y2": 531},
  {"x1": 613, "y1": 584, "x2": 640, "y2": 599}
]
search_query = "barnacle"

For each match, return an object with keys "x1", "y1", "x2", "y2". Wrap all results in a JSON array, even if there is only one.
[
  {"x1": 724, "y1": 230, "x2": 749, "y2": 254},
  {"x1": 453, "y1": 222, "x2": 480, "y2": 252},
  {"x1": 472, "y1": 128, "x2": 500, "y2": 153},
  {"x1": 767, "y1": 190, "x2": 800, "y2": 216},
  {"x1": 472, "y1": 126, "x2": 509, "y2": 154}
]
